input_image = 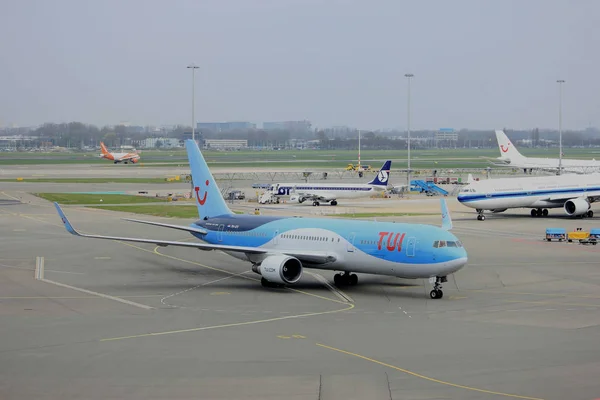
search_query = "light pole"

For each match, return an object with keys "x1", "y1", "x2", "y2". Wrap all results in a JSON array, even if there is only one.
[
  {"x1": 187, "y1": 64, "x2": 199, "y2": 142},
  {"x1": 557, "y1": 79, "x2": 565, "y2": 175},
  {"x1": 405, "y1": 73, "x2": 414, "y2": 190}
]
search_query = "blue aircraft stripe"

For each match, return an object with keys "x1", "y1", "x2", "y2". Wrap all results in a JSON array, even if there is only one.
[{"x1": 458, "y1": 186, "x2": 599, "y2": 203}]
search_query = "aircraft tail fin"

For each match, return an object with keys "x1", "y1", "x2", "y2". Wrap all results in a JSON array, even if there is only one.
[
  {"x1": 467, "y1": 173, "x2": 474, "y2": 183},
  {"x1": 185, "y1": 139, "x2": 233, "y2": 219},
  {"x1": 440, "y1": 198, "x2": 453, "y2": 231},
  {"x1": 368, "y1": 160, "x2": 392, "y2": 186},
  {"x1": 495, "y1": 130, "x2": 525, "y2": 161},
  {"x1": 100, "y1": 142, "x2": 110, "y2": 155}
]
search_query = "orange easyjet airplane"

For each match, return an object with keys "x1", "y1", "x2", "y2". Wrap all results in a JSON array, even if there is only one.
[{"x1": 99, "y1": 142, "x2": 140, "y2": 164}]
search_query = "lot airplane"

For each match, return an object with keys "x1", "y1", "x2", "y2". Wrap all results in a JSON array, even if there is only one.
[
  {"x1": 493, "y1": 130, "x2": 600, "y2": 174},
  {"x1": 55, "y1": 141, "x2": 467, "y2": 299},
  {"x1": 263, "y1": 160, "x2": 392, "y2": 206},
  {"x1": 458, "y1": 172, "x2": 600, "y2": 220},
  {"x1": 99, "y1": 142, "x2": 140, "y2": 164}
]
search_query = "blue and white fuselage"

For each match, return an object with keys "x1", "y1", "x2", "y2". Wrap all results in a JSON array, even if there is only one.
[
  {"x1": 458, "y1": 173, "x2": 600, "y2": 220},
  {"x1": 193, "y1": 214, "x2": 466, "y2": 279},
  {"x1": 264, "y1": 160, "x2": 392, "y2": 205}
]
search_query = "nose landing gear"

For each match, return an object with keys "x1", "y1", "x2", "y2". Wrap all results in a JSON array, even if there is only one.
[
  {"x1": 476, "y1": 209, "x2": 485, "y2": 221},
  {"x1": 429, "y1": 276, "x2": 447, "y2": 299}
]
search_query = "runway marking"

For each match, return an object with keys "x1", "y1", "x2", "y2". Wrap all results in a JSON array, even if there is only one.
[
  {"x1": 0, "y1": 191, "x2": 21, "y2": 201},
  {"x1": 0, "y1": 262, "x2": 85, "y2": 275},
  {"x1": 306, "y1": 272, "x2": 354, "y2": 303},
  {"x1": 94, "y1": 256, "x2": 111, "y2": 260},
  {"x1": 160, "y1": 272, "x2": 248, "y2": 308},
  {"x1": 277, "y1": 334, "x2": 306, "y2": 339},
  {"x1": 315, "y1": 343, "x2": 544, "y2": 400},
  {"x1": 0, "y1": 295, "x2": 164, "y2": 300},
  {"x1": 13, "y1": 228, "x2": 26, "y2": 232},
  {"x1": 100, "y1": 303, "x2": 354, "y2": 342},
  {"x1": 147, "y1": 246, "x2": 350, "y2": 306},
  {"x1": 34, "y1": 256, "x2": 153, "y2": 310}
]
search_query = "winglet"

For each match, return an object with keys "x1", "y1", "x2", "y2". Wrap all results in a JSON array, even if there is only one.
[
  {"x1": 440, "y1": 198, "x2": 453, "y2": 230},
  {"x1": 54, "y1": 202, "x2": 80, "y2": 236}
]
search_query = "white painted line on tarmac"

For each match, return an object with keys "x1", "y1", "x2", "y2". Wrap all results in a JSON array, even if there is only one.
[
  {"x1": 34, "y1": 256, "x2": 153, "y2": 310},
  {"x1": 308, "y1": 272, "x2": 354, "y2": 303}
]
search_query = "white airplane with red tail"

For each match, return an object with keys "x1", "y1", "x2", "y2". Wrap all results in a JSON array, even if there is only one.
[{"x1": 99, "y1": 142, "x2": 140, "y2": 164}]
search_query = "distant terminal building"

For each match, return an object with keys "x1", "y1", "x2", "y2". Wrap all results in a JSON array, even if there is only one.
[
  {"x1": 435, "y1": 128, "x2": 458, "y2": 147},
  {"x1": 263, "y1": 120, "x2": 312, "y2": 133},
  {"x1": 142, "y1": 137, "x2": 181, "y2": 148},
  {"x1": 204, "y1": 139, "x2": 248, "y2": 150},
  {"x1": 197, "y1": 122, "x2": 255, "y2": 132}
]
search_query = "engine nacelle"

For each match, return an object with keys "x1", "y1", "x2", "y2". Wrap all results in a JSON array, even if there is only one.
[
  {"x1": 257, "y1": 255, "x2": 303, "y2": 285},
  {"x1": 289, "y1": 194, "x2": 305, "y2": 204},
  {"x1": 564, "y1": 197, "x2": 590, "y2": 216}
]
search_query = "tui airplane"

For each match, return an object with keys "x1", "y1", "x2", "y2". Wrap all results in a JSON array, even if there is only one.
[{"x1": 55, "y1": 140, "x2": 468, "y2": 299}]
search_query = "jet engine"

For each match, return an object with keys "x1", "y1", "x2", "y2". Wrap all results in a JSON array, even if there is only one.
[
  {"x1": 289, "y1": 194, "x2": 305, "y2": 204},
  {"x1": 564, "y1": 197, "x2": 590, "y2": 216},
  {"x1": 255, "y1": 255, "x2": 303, "y2": 285}
]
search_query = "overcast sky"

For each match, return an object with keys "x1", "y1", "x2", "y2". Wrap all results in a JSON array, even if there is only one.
[{"x1": 1, "y1": 0, "x2": 598, "y2": 130}]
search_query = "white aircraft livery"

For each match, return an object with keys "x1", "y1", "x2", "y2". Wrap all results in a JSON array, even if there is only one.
[
  {"x1": 457, "y1": 172, "x2": 600, "y2": 220},
  {"x1": 264, "y1": 160, "x2": 392, "y2": 206},
  {"x1": 494, "y1": 130, "x2": 600, "y2": 174},
  {"x1": 99, "y1": 142, "x2": 140, "y2": 164},
  {"x1": 54, "y1": 140, "x2": 467, "y2": 299}
]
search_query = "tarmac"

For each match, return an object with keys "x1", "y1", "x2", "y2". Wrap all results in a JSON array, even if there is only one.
[{"x1": 2, "y1": 182, "x2": 600, "y2": 399}]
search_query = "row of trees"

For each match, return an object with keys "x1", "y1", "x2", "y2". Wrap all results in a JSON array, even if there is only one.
[{"x1": 4, "y1": 122, "x2": 600, "y2": 149}]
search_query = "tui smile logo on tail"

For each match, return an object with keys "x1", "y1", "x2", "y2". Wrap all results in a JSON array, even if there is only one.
[
  {"x1": 195, "y1": 180, "x2": 209, "y2": 205},
  {"x1": 500, "y1": 143, "x2": 510, "y2": 153}
]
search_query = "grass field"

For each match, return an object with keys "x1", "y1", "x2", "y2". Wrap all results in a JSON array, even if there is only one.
[
  {"x1": 90, "y1": 204, "x2": 200, "y2": 218},
  {"x1": 326, "y1": 212, "x2": 437, "y2": 218},
  {"x1": 34, "y1": 193, "x2": 167, "y2": 205},
  {"x1": 2, "y1": 178, "x2": 184, "y2": 184},
  {"x1": 3, "y1": 147, "x2": 600, "y2": 167},
  {"x1": 90, "y1": 205, "x2": 244, "y2": 218}
]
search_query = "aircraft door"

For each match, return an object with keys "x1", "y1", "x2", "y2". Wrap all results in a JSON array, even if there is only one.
[
  {"x1": 272, "y1": 229, "x2": 279, "y2": 245},
  {"x1": 346, "y1": 232, "x2": 356, "y2": 252},
  {"x1": 217, "y1": 224, "x2": 225, "y2": 242},
  {"x1": 406, "y1": 237, "x2": 416, "y2": 257}
]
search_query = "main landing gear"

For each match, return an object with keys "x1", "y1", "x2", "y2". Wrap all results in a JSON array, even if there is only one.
[
  {"x1": 334, "y1": 272, "x2": 358, "y2": 286},
  {"x1": 530, "y1": 208, "x2": 549, "y2": 218},
  {"x1": 312, "y1": 201, "x2": 320, "y2": 206},
  {"x1": 430, "y1": 276, "x2": 447, "y2": 299},
  {"x1": 476, "y1": 209, "x2": 485, "y2": 221},
  {"x1": 330, "y1": 200, "x2": 338, "y2": 206}
]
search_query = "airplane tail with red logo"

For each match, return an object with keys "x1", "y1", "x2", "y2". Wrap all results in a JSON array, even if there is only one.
[
  {"x1": 495, "y1": 130, "x2": 526, "y2": 162},
  {"x1": 185, "y1": 139, "x2": 232, "y2": 219}
]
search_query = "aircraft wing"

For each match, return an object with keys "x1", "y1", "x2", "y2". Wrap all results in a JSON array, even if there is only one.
[
  {"x1": 296, "y1": 191, "x2": 336, "y2": 202},
  {"x1": 122, "y1": 218, "x2": 208, "y2": 235},
  {"x1": 54, "y1": 203, "x2": 336, "y2": 264},
  {"x1": 546, "y1": 191, "x2": 600, "y2": 202}
]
